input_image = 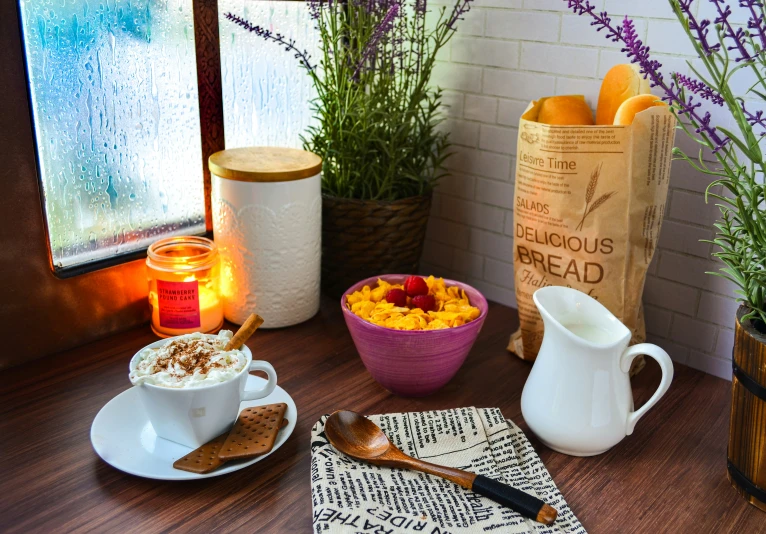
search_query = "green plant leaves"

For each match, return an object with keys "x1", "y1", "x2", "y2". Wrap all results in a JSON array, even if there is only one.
[
  {"x1": 297, "y1": 2, "x2": 464, "y2": 201},
  {"x1": 665, "y1": 0, "x2": 766, "y2": 322}
]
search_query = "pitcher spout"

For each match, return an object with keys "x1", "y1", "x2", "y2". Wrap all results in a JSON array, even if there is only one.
[{"x1": 532, "y1": 287, "x2": 631, "y2": 349}]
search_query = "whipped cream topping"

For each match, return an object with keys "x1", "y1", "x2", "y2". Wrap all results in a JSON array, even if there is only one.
[{"x1": 129, "y1": 330, "x2": 247, "y2": 388}]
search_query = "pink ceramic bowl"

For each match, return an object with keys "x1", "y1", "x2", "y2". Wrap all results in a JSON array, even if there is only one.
[{"x1": 341, "y1": 275, "x2": 488, "y2": 397}]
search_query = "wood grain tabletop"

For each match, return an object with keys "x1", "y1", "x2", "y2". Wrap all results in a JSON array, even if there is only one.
[{"x1": 0, "y1": 298, "x2": 762, "y2": 533}]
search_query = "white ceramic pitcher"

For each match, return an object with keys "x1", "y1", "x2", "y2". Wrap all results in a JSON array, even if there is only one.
[{"x1": 521, "y1": 286, "x2": 674, "y2": 456}]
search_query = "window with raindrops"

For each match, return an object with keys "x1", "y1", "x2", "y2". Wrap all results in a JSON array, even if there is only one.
[
  {"x1": 18, "y1": 0, "x2": 319, "y2": 274},
  {"x1": 19, "y1": 0, "x2": 206, "y2": 272}
]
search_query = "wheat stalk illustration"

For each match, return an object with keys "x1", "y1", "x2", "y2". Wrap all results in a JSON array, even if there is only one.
[
  {"x1": 586, "y1": 163, "x2": 600, "y2": 200},
  {"x1": 576, "y1": 162, "x2": 615, "y2": 231}
]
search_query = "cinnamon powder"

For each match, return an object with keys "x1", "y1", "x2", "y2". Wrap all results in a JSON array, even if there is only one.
[{"x1": 154, "y1": 339, "x2": 226, "y2": 376}]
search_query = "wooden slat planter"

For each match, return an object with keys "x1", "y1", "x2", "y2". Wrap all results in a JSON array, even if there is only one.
[{"x1": 729, "y1": 306, "x2": 766, "y2": 512}]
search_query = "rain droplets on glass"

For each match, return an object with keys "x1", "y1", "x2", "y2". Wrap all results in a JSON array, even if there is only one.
[
  {"x1": 218, "y1": 1, "x2": 321, "y2": 150},
  {"x1": 18, "y1": 0, "x2": 206, "y2": 269}
]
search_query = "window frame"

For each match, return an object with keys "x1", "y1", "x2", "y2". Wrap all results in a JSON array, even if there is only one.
[
  {"x1": 0, "y1": 0, "x2": 234, "y2": 368},
  {"x1": 16, "y1": 0, "x2": 222, "y2": 279}
]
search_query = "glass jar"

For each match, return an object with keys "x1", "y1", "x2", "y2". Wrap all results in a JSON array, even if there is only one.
[{"x1": 146, "y1": 236, "x2": 224, "y2": 338}]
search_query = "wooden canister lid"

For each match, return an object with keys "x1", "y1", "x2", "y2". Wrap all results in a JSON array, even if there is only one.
[{"x1": 208, "y1": 147, "x2": 322, "y2": 182}]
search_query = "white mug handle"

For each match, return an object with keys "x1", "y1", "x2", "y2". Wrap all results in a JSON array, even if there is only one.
[
  {"x1": 620, "y1": 343, "x2": 674, "y2": 435},
  {"x1": 242, "y1": 361, "x2": 278, "y2": 401}
]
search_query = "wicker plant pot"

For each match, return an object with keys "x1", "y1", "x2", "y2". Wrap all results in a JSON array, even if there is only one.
[
  {"x1": 728, "y1": 306, "x2": 766, "y2": 512},
  {"x1": 321, "y1": 194, "x2": 432, "y2": 298}
]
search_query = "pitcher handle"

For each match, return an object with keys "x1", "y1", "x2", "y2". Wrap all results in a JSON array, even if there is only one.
[{"x1": 620, "y1": 343, "x2": 674, "y2": 435}]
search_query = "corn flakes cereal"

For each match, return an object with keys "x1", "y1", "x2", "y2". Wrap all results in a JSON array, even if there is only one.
[{"x1": 346, "y1": 276, "x2": 481, "y2": 331}]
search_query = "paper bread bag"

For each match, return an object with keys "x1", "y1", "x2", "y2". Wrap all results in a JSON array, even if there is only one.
[{"x1": 508, "y1": 98, "x2": 676, "y2": 372}]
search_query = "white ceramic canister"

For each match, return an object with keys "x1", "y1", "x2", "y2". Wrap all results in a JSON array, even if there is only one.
[{"x1": 210, "y1": 147, "x2": 322, "y2": 328}]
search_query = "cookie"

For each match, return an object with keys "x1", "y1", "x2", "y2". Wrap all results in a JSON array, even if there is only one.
[
  {"x1": 172, "y1": 410, "x2": 289, "y2": 473},
  {"x1": 173, "y1": 432, "x2": 229, "y2": 474},
  {"x1": 218, "y1": 403, "x2": 288, "y2": 461}
]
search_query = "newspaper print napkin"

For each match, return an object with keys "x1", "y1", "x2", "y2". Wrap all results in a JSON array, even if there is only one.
[{"x1": 311, "y1": 407, "x2": 585, "y2": 533}]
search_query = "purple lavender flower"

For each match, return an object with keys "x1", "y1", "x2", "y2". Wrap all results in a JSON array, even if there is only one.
[
  {"x1": 447, "y1": 0, "x2": 474, "y2": 30},
  {"x1": 678, "y1": 0, "x2": 721, "y2": 55},
  {"x1": 352, "y1": 3, "x2": 401, "y2": 79},
  {"x1": 309, "y1": 0, "x2": 340, "y2": 20},
  {"x1": 688, "y1": 108, "x2": 721, "y2": 143},
  {"x1": 361, "y1": 0, "x2": 398, "y2": 16},
  {"x1": 567, "y1": 0, "x2": 624, "y2": 41},
  {"x1": 308, "y1": 0, "x2": 323, "y2": 20},
  {"x1": 377, "y1": 3, "x2": 400, "y2": 33},
  {"x1": 620, "y1": 15, "x2": 730, "y2": 150},
  {"x1": 711, "y1": 0, "x2": 755, "y2": 62},
  {"x1": 674, "y1": 73, "x2": 725, "y2": 106},
  {"x1": 741, "y1": 0, "x2": 766, "y2": 49},
  {"x1": 413, "y1": 0, "x2": 427, "y2": 75},
  {"x1": 225, "y1": 13, "x2": 315, "y2": 71},
  {"x1": 565, "y1": 1, "x2": 730, "y2": 152},
  {"x1": 621, "y1": 17, "x2": 665, "y2": 88},
  {"x1": 742, "y1": 102, "x2": 766, "y2": 134}
]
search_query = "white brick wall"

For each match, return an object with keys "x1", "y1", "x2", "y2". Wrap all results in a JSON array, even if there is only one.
[{"x1": 420, "y1": 0, "x2": 748, "y2": 381}]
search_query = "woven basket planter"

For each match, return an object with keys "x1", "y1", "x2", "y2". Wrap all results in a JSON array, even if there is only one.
[{"x1": 321, "y1": 194, "x2": 432, "y2": 298}]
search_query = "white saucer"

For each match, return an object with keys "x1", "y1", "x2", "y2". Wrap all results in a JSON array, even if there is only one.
[{"x1": 90, "y1": 376, "x2": 297, "y2": 480}]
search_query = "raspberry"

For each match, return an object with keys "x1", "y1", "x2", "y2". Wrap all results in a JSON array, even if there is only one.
[
  {"x1": 403, "y1": 276, "x2": 428, "y2": 297},
  {"x1": 385, "y1": 288, "x2": 408, "y2": 307},
  {"x1": 411, "y1": 294, "x2": 436, "y2": 313}
]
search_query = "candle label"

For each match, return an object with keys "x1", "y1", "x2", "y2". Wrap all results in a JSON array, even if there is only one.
[{"x1": 157, "y1": 280, "x2": 201, "y2": 329}]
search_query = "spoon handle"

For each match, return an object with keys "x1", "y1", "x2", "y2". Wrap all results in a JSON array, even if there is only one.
[
  {"x1": 395, "y1": 455, "x2": 557, "y2": 525},
  {"x1": 471, "y1": 475, "x2": 558, "y2": 525}
]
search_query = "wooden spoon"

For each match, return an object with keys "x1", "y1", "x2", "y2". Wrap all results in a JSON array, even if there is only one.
[
  {"x1": 324, "y1": 410, "x2": 558, "y2": 526},
  {"x1": 224, "y1": 313, "x2": 264, "y2": 351}
]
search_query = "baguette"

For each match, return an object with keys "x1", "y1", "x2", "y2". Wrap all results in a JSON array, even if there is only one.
[
  {"x1": 613, "y1": 94, "x2": 668, "y2": 125},
  {"x1": 537, "y1": 95, "x2": 594, "y2": 126},
  {"x1": 596, "y1": 64, "x2": 651, "y2": 125}
]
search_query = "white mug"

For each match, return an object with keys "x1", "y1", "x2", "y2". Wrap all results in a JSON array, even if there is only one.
[
  {"x1": 129, "y1": 337, "x2": 277, "y2": 448},
  {"x1": 521, "y1": 286, "x2": 674, "y2": 456}
]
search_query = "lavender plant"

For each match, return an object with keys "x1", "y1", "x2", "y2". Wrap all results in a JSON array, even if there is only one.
[
  {"x1": 227, "y1": 1, "x2": 474, "y2": 201},
  {"x1": 567, "y1": 0, "x2": 766, "y2": 325}
]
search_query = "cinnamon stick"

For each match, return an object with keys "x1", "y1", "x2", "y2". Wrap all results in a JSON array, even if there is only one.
[{"x1": 225, "y1": 313, "x2": 264, "y2": 351}]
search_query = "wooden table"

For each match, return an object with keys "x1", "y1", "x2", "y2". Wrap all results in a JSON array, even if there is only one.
[{"x1": 0, "y1": 298, "x2": 762, "y2": 533}]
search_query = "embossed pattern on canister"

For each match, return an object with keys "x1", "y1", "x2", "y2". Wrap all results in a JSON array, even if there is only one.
[{"x1": 210, "y1": 147, "x2": 322, "y2": 328}]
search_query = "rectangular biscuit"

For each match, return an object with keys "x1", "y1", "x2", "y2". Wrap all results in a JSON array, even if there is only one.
[
  {"x1": 173, "y1": 417, "x2": 289, "y2": 474},
  {"x1": 173, "y1": 432, "x2": 229, "y2": 474},
  {"x1": 218, "y1": 402, "x2": 288, "y2": 461}
]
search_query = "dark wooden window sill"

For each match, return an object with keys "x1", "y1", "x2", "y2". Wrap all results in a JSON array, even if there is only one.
[{"x1": 0, "y1": 298, "x2": 760, "y2": 532}]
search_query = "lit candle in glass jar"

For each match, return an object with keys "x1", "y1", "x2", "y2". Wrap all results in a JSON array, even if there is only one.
[{"x1": 146, "y1": 236, "x2": 224, "y2": 338}]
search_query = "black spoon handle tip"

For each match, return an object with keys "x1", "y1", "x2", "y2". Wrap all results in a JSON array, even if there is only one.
[{"x1": 471, "y1": 474, "x2": 558, "y2": 525}]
